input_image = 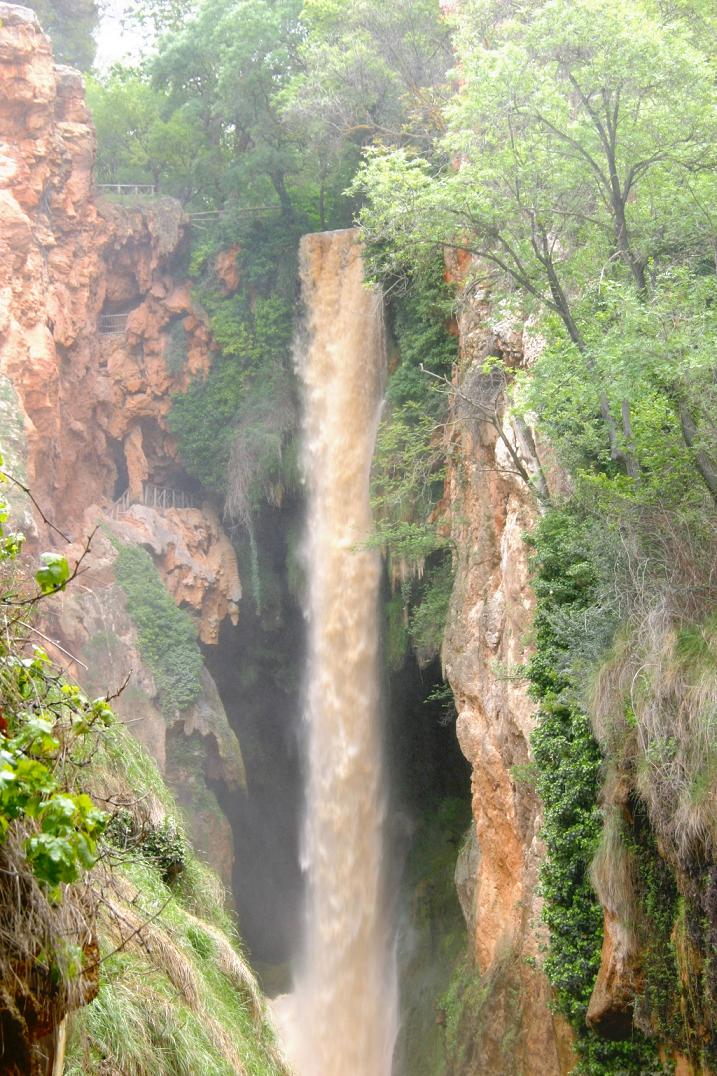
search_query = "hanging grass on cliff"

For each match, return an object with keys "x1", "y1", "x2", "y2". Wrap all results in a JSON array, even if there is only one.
[
  {"x1": 66, "y1": 718, "x2": 290, "y2": 1076},
  {"x1": 0, "y1": 462, "x2": 288, "y2": 1074},
  {"x1": 112, "y1": 540, "x2": 204, "y2": 718}
]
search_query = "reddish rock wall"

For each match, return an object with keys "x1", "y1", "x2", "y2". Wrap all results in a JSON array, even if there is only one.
[
  {"x1": 442, "y1": 283, "x2": 575, "y2": 1074},
  {"x1": 0, "y1": 5, "x2": 241, "y2": 884}
]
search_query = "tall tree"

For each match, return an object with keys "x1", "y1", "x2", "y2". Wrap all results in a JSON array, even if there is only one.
[
  {"x1": 151, "y1": 0, "x2": 304, "y2": 217},
  {"x1": 355, "y1": 0, "x2": 717, "y2": 494},
  {"x1": 26, "y1": 0, "x2": 99, "y2": 69}
]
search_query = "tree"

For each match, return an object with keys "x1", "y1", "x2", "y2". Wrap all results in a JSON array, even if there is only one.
[
  {"x1": 355, "y1": 0, "x2": 717, "y2": 495},
  {"x1": 151, "y1": 0, "x2": 304, "y2": 218},
  {"x1": 280, "y1": 0, "x2": 452, "y2": 225},
  {"x1": 122, "y1": 0, "x2": 194, "y2": 36},
  {"x1": 26, "y1": 0, "x2": 98, "y2": 69},
  {"x1": 87, "y1": 69, "x2": 206, "y2": 198}
]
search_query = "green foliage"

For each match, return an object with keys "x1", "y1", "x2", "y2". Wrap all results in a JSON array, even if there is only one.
[
  {"x1": 0, "y1": 458, "x2": 109, "y2": 897},
  {"x1": 282, "y1": 0, "x2": 451, "y2": 226},
  {"x1": 25, "y1": 0, "x2": 98, "y2": 69},
  {"x1": 528, "y1": 508, "x2": 661, "y2": 1073},
  {"x1": 149, "y1": 0, "x2": 304, "y2": 214},
  {"x1": 106, "y1": 809, "x2": 188, "y2": 884},
  {"x1": 396, "y1": 798, "x2": 470, "y2": 1076},
  {"x1": 35, "y1": 551, "x2": 70, "y2": 594},
  {"x1": 168, "y1": 285, "x2": 296, "y2": 510},
  {"x1": 122, "y1": 0, "x2": 193, "y2": 36},
  {"x1": 355, "y1": 0, "x2": 717, "y2": 505},
  {"x1": 383, "y1": 261, "x2": 458, "y2": 410},
  {"x1": 86, "y1": 69, "x2": 201, "y2": 195},
  {"x1": 439, "y1": 952, "x2": 526, "y2": 1076},
  {"x1": 370, "y1": 262, "x2": 457, "y2": 665},
  {"x1": 409, "y1": 555, "x2": 454, "y2": 663},
  {"x1": 112, "y1": 541, "x2": 203, "y2": 717},
  {"x1": 356, "y1": 6, "x2": 717, "y2": 1063}
]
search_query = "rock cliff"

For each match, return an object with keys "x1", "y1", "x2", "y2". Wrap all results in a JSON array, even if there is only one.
[
  {"x1": 442, "y1": 280, "x2": 575, "y2": 1074},
  {"x1": 0, "y1": 5, "x2": 241, "y2": 884}
]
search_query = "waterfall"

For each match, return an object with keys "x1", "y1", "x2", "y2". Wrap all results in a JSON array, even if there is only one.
[{"x1": 274, "y1": 229, "x2": 398, "y2": 1075}]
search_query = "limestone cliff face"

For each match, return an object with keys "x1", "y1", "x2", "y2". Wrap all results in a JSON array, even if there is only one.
[
  {"x1": 0, "y1": 6, "x2": 212, "y2": 526},
  {"x1": 442, "y1": 282, "x2": 574, "y2": 1074},
  {"x1": 0, "y1": 6, "x2": 241, "y2": 883}
]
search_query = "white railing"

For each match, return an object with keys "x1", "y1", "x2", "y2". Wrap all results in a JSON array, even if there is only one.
[
  {"x1": 109, "y1": 482, "x2": 200, "y2": 518},
  {"x1": 97, "y1": 183, "x2": 157, "y2": 196}
]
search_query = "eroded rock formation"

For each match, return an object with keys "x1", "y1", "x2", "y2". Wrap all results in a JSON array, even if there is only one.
[
  {"x1": 0, "y1": 6, "x2": 241, "y2": 884},
  {"x1": 442, "y1": 280, "x2": 575, "y2": 1074}
]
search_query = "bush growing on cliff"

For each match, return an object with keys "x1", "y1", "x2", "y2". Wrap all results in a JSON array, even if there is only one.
[
  {"x1": 368, "y1": 261, "x2": 457, "y2": 665},
  {"x1": 528, "y1": 506, "x2": 665, "y2": 1074},
  {"x1": 167, "y1": 259, "x2": 298, "y2": 512},
  {"x1": 0, "y1": 460, "x2": 112, "y2": 1069}
]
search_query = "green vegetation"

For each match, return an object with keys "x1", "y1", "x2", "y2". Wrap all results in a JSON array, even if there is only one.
[
  {"x1": 89, "y1": 0, "x2": 456, "y2": 653},
  {"x1": 439, "y1": 954, "x2": 524, "y2": 1076},
  {"x1": 369, "y1": 263, "x2": 458, "y2": 670},
  {"x1": 0, "y1": 461, "x2": 108, "y2": 896},
  {"x1": 352, "y1": 0, "x2": 717, "y2": 1065},
  {"x1": 0, "y1": 461, "x2": 108, "y2": 1068},
  {"x1": 0, "y1": 460, "x2": 281, "y2": 1071},
  {"x1": 67, "y1": 718, "x2": 288, "y2": 1076},
  {"x1": 527, "y1": 508, "x2": 661, "y2": 1073},
  {"x1": 396, "y1": 798, "x2": 470, "y2": 1076},
  {"x1": 112, "y1": 541, "x2": 203, "y2": 717},
  {"x1": 25, "y1": 0, "x2": 98, "y2": 68},
  {"x1": 83, "y1": 0, "x2": 717, "y2": 1066},
  {"x1": 167, "y1": 263, "x2": 297, "y2": 514}
]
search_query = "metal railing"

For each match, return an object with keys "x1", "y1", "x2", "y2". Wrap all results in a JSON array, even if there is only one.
[
  {"x1": 99, "y1": 313, "x2": 128, "y2": 335},
  {"x1": 97, "y1": 183, "x2": 157, "y2": 196},
  {"x1": 188, "y1": 205, "x2": 280, "y2": 227},
  {"x1": 109, "y1": 482, "x2": 200, "y2": 518}
]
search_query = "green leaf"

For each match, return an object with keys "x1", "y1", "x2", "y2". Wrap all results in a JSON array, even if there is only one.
[{"x1": 35, "y1": 552, "x2": 71, "y2": 594}]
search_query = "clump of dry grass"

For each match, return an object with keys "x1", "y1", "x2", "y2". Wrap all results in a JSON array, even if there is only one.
[
  {"x1": 590, "y1": 506, "x2": 717, "y2": 869},
  {"x1": 589, "y1": 791, "x2": 641, "y2": 951},
  {"x1": 0, "y1": 826, "x2": 98, "y2": 1075}
]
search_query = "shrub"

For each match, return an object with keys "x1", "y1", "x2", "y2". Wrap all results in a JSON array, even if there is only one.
[{"x1": 528, "y1": 506, "x2": 661, "y2": 1073}]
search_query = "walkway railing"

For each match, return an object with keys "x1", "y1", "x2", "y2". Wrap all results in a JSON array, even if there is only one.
[
  {"x1": 109, "y1": 483, "x2": 200, "y2": 518},
  {"x1": 97, "y1": 183, "x2": 157, "y2": 196},
  {"x1": 99, "y1": 313, "x2": 128, "y2": 335}
]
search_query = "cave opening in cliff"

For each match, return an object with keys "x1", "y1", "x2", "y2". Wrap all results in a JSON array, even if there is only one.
[{"x1": 109, "y1": 436, "x2": 129, "y2": 500}]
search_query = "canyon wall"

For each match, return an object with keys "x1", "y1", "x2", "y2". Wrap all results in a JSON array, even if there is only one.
[
  {"x1": 442, "y1": 279, "x2": 575, "y2": 1074},
  {"x1": 0, "y1": 4, "x2": 242, "y2": 885}
]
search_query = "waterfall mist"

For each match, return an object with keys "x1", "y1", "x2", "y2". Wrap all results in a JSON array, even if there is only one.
[{"x1": 275, "y1": 229, "x2": 398, "y2": 1075}]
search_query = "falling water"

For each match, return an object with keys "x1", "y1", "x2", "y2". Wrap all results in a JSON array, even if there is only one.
[{"x1": 275, "y1": 229, "x2": 398, "y2": 1075}]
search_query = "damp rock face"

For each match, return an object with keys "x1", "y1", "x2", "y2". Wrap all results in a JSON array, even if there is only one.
[{"x1": 442, "y1": 280, "x2": 575, "y2": 1074}]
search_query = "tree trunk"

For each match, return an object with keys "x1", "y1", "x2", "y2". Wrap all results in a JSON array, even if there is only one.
[{"x1": 678, "y1": 400, "x2": 717, "y2": 505}]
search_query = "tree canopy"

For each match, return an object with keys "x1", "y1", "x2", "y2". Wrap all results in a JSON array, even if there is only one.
[{"x1": 26, "y1": 0, "x2": 99, "y2": 69}]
